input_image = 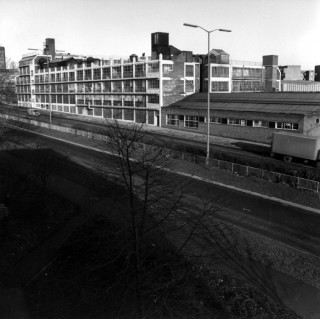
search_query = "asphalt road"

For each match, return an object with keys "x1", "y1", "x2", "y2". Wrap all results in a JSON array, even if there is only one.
[{"x1": 2, "y1": 124, "x2": 320, "y2": 258}]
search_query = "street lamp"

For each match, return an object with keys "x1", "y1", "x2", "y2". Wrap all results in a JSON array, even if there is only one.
[
  {"x1": 183, "y1": 23, "x2": 231, "y2": 166},
  {"x1": 276, "y1": 67, "x2": 282, "y2": 92}
]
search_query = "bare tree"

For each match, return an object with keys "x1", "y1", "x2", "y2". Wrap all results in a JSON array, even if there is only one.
[
  {"x1": 0, "y1": 58, "x2": 18, "y2": 105},
  {"x1": 91, "y1": 119, "x2": 292, "y2": 318}
]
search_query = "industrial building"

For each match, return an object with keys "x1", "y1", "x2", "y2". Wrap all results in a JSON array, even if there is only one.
[
  {"x1": 16, "y1": 34, "x2": 200, "y2": 125},
  {"x1": 15, "y1": 32, "x2": 320, "y2": 127},
  {"x1": 15, "y1": 33, "x2": 282, "y2": 126},
  {"x1": 161, "y1": 92, "x2": 320, "y2": 144}
]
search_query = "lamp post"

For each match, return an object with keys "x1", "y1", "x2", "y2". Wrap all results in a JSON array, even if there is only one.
[
  {"x1": 276, "y1": 67, "x2": 281, "y2": 92},
  {"x1": 183, "y1": 23, "x2": 231, "y2": 166}
]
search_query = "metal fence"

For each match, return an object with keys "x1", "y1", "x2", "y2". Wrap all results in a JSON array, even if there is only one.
[{"x1": 1, "y1": 113, "x2": 319, "y2": 193}]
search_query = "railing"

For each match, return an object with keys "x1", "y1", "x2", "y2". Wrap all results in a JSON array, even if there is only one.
[
  {"x1": 231, "y1": 60, "x2": 263, "y2": 67},
  {"x1": 1, "y1": 113, "x2": 320, "y2": 194}
]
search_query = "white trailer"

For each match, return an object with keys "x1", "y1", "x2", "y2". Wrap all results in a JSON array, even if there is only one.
[{"x1": 271, "y1": 132, "x2": 320, "y2": 167}]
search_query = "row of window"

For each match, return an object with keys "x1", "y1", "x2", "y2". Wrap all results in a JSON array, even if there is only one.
[
  {"x1": 34, "y1": 103, "x2": 157, "y2": 125},
  {"x1": 209, "y1": 80, "x2": 265, "y2": 92},
  {"x1": 203, "y1": 66, "x2": 263, "y2": 80},
  {"x1": 33, "y1": 94, "x2": 159, "y2": 106},
  {"x1": 34, "y1": 62, "x2": 161, "y2": 75},
  {"x1": 166, "y1": 114, "x2": 299, "y2": 131},
  {"x1": 33, "y1": 80, "x2": 160, "y2": 93},
  {"x1": 16, "y1": 86, "x2": 31, "y2": 93}
]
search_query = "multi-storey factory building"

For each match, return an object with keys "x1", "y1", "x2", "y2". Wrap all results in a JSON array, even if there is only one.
[{"x1": 16, "y1": 33, "x2": 200, "y2": 125}]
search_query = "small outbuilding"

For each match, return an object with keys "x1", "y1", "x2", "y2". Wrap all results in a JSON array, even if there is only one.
[{"x1": 161, "y1": 92, "x2": 320, "y2": 144}]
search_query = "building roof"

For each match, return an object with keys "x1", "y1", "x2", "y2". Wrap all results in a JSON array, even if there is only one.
[
  {"x1": 210, "y1": 49, "x2": 229, "y2": 56},
  {"x1": 165, "y1": 92, "x2": 320, "y2": 115}
]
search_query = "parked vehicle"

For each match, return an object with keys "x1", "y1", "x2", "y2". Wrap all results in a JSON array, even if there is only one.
[
  {"x1": 271, "y1": 132, "x2": 320, "y2": 167},
  {"x1": 27, "y1": 109, "x2": 40, "y2": 117}
]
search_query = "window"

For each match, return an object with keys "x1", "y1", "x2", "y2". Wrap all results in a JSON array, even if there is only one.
[
  {"x1": 163, "y1": 64, "x2": 173, "y2": 75},
  {"x1": 85, "y1": 69, "x2": 92, "y2": 80},
  {"x1": 275, "y1": 122, "x2": 299, "y2": 130},
  {"x1": 69, "y1": 95, "x2": 75, "y2": 104},
  {"x1": 167, "y1": 114, "x2": 179, "y2": 126},
  {"x1": 94, "y1": 108, "x2": 103, "y2": 117},
  {"x1": 123, "y1": 65, "x2": 133, "y2": 78},
  {"x1": 112, "y1": 81, "x2": 122, "y2": 93},
  {"x1": 103, "y1": 95, "x2": 112, "y2": 106},
  {"x1": 57, "y1": 95, "x2": 62, "y2": 103},
  {"x1": 147, "y1": 62, "x2": 159, "y2": 73},
  {"x1": 63, "y1": 95, "x2": 69, "y2": 104},
  {"x1": 124, "y1": 109, "x2": 134, "y2": 121},
  {"x1": 63, "y1": 72, "x2": 68, "y2": 82},
  {"x1": 232, "y1": 67, "x2": 263, "y2": 79},
  {"x1": 102, "y1": 82, "x2": 111, "y2": 92},
  {"x1": 113, "y1": 100, "x2": 122, "y2": 107},
  {"x1": 185, "y1": 116, "x2": 199, "y2": 128},
  {"x1": 113, "y1": 108, "x2": 122, "y2": 119},
  {"x1": 316, "y1": 118, "x2": 320, "y2": 124},
  {"x1": 124, "y1": 100, "x2": 134, "y2": 107},
  {"x1": 135, "y1": 64, "x2": 146, "y2": 78},
  {"x1": 148, "y1": 79, "x2": 159, "y2": 89},
  {"x1": 228, "y1": 118, "x2": 246, "y2": 126},
  {"x1": 185, "y1": 80, "x2": 194, "y2": 93},
  {"x1": 211, "y1": 81, "x2": 229, "y2": 92},
  {"x1": 85, "y1": 83, "x2": 92, "y2": 92},
  {"x1": 112, "y1": 66, "x2": 121, "y2": 79},
  {"x1": 135, "y1": 96, "x2": 145, "y2": 108},
  {"x1": 93, "y1": 82, "x2": 101, "y2": 93},
  {"x1": 68, "y1": 83, "x2": 75, "y2": 93},
  {"x1": 124, "y1": 81, "x2": 133, "y2": 92},
  {"x1": 135, "y1": 80, "x2": 146, "y2": 92},
  {"x1": 93, "y1": 68, "x2": 101, "y2": 80},
  {"x1": 185, "y1": 65, "x2": 194, "y2": 77},
  {"x1": 102, "y1": 68, "x2": 111, "y2": 79},
  {"x1": 253, "y1": 120, "x2": 268, "y2": 127},
  {"x1": 232, "y1": 80, "x2": 264, "y2": 92},
  {"x1": 212, "y1": 66, "x2": 229, "y2": 78},
  {"x1": 210, "y1": 117, "x2": 222, "y2": 124},
  {"x1": 77, "y1": 70, "x2": 83, "y2": 81},
  {"x1": 56, "y1": 73, "x2": 61, "y2": 82},
  {"x1": 147, "y1": 95, "x2": 159, "y2": 104},
  {"x1": 77, "y1": 83, "x2": 84, "y2": 93}
]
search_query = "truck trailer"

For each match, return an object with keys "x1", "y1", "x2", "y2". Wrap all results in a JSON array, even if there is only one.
[{"x1": 271, "y1": 132, "x2": 320, "y2": 167}]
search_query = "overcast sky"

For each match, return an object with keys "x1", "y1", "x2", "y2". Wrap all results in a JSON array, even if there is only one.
[{"x1": 1, "y1": 0, "x2": 319, "y2": 70}]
